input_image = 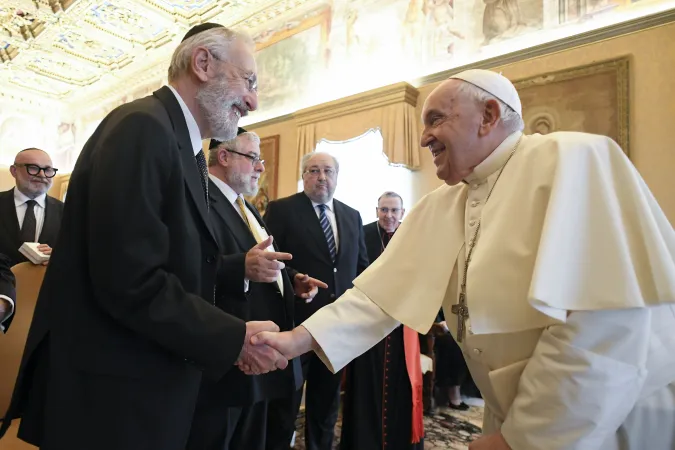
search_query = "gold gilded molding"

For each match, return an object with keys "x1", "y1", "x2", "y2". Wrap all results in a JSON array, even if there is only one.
[
  {"x1": 294, "y1": 82, "x2": 420, "y2": 126},
  {"x1": 254, "y1": 6, "x2": 331, "y2": 51}
]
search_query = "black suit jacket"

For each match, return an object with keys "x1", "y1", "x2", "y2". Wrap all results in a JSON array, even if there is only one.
[
  {"x1": 0, "y1": 253, "x2": 15, "y2": 333},
  {"x1": 363, "y1": 221, "x2": 387, "y2": 264},
  {"x1": 197, "y1": 179, "x2": 302, "y2": 407},
  {"x1": 264, "y1": 192, "x2": 369, "y2": 324},
  {"x1": 0, "y1": 86, "x2": 247, "y2": 450},
  {"x1": 0, "y1": 188, "x2": 64, "y2": 266}
]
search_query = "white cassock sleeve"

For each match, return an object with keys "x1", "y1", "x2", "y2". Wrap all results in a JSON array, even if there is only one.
[
  {"x1": 301, "y1": 287, "x2": 401, "y2": 373},
  {"x1": 501, "y1": 308, "x2": 650, "y2": 449}
]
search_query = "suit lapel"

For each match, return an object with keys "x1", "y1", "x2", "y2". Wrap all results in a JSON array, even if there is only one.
[
  {"x1": 39, "y1": 196, "x2": 59, "y2": 243},
  {"x1": 297, "y1": 194, "x2": 333, "y2": 265},
  {"x1": 154, "y1": 86, "x2": 217, "y2": 245},
  {"x1": 333, "y1": 200, "x2": 349, "y2": 264},
  {"x1": 0, "y1": 189, "x2": 21, "y2": 247},
  {"x1": 209, "y1": 180, "x2": 256, "y2": 251}
]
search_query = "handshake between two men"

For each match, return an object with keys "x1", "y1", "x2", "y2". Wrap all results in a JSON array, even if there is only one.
[{"x1": 234, "y1": 236, "x2": 326, "y2": 375}]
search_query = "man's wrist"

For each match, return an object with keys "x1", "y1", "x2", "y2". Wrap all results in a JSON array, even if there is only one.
[{"x1": 294, "y1": 325, "x2": 318, "y2": 353}]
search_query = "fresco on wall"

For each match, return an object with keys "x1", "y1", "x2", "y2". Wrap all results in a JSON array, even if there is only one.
[
  {"x1": 559, "y1": 0, "x2": 623, "y2": 22},
  {"x1": 475, "y1": 0, "x2": 543, "y2": 45},
  {"x1": 251, "y1": 5, "x2": 333, "y2": 114},
  {"x1": 243, "y1": 0, "x2": 674, "y2": 124}
]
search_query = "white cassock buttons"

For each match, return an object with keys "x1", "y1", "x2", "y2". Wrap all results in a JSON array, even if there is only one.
[
  {"x1": 471, "y1": 184, "x2": 479, "y2": 190},
  {"x1": 472, "y1": 348, "x2": 482, "y2": 355},
  {"x1": 471, "y1": 201, "x2": 480, "y2": 207},
  {"x1": 333, "y1": 268, "x2": 337, "y2": 273},
  {"x1": 469, "y1": 220, "x2": 476, "y2": 227}
]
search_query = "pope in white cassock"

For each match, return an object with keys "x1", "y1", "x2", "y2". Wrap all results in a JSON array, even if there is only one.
[{"x1": 246, "y1": 69, "x2": 675, "y2": 449}]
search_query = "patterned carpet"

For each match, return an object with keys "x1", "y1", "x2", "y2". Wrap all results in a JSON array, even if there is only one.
[{"x1": 293, "y1": 404, "x2": 483, "y2": 450}]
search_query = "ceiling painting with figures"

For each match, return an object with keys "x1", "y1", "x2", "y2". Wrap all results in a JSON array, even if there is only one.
[{"x1": 0, "y1": 0, "x2": 673, "y2": 171}]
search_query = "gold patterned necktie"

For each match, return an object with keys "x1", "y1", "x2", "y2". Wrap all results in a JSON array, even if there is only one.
[
  {"x1": 236, "y1": 196, "x2": 283, "y2": 294},
  {"x1": 236, "y1": 196, "x2": 253, "y2": 232}
]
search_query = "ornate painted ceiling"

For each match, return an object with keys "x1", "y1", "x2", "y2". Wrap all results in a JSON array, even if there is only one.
[{"x1": 0, "y1": 0, "x2": 325, "y2": 114}]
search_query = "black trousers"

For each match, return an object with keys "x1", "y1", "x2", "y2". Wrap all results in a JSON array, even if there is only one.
[
  {"x1": 434, "y1": 333, "x2": 468, "y2": 387},
  {"x1": 267, "y1": 352, "x2": 342, "y2": 450},
  {"x1": 187, "y1": 400, "x2": 268, "y2": 450},
  {"x1": 266, "y1": 394, "x2": 297, "y2": 450}
]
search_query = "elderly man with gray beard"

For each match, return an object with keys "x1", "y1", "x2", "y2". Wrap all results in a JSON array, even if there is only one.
[
  {"x1": 186, "y1": 130, "x2": 325, "y2": 450},
  {"x1": 0, "y1": 23, "x2": 288, "y2": 450}
]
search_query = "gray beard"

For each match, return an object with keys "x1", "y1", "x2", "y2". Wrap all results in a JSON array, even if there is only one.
[
  {"x1": 227, "y1": 171, "x2": 259, "y2": 197},
  {"x1": 195, "y1": 78, "x2": 241, "y2": 141}
]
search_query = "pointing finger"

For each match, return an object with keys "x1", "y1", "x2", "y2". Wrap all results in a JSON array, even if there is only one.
[
  {"x1": 261, "y1": 252, "x2": 293, "y2": 261},
  {"x1": 310, "y1": 278, "x2": 328, "y2": 289}
]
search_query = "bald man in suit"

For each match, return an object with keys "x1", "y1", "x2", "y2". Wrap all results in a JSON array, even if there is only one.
[{"x1": 0, "y1": 148, "x2": 64, "y2": 266}]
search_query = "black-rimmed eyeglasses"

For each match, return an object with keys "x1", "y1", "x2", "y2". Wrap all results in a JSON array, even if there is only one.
[
  {"x1": 227, "y1": 149, "x2": 264, "y2": 166},
  {"x1": 14, "y1": 163, "x2": 58, "y2": 178}
]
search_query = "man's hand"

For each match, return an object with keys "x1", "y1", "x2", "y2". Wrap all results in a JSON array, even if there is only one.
[
  {"x1": 245, "y1": 236, "x2": 292, "y2": 283},
  {"x1": 293, "y1": 273, "x2": 328, "y2": 302},
  {"x1": 469, "y1": 431, "x2": 512, "y2": 450},
  {"x1": 248, "y1": 326, "x2": 317, "y2": 364},
  {"x1": 236, "y1": 321, "x2": 288, "y2": 375},
  {"x1": 37, "y1": 243, "x2": 52, "y2": 266}
]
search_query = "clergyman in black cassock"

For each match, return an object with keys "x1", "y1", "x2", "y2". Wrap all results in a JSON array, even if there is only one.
[{"x1": 340, "y1": 192, "x2": 424, "y2": 450}]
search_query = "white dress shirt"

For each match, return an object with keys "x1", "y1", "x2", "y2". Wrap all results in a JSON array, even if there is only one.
[
  {"x1": 167, "y1": 85, "x2": 202, "y2": 156},
  {"x1": 311, "y1": 198, "x2": 339, "y2": 251},
  {"x1": 14, "y1": 188, "x2": 47, "y2": 242},
  {"x1": 3, "y1": 188, "x2": 45, "y2": 330}
]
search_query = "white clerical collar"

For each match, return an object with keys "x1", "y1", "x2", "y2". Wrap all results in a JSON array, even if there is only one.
[
  {"x1": 208, "y1": 173, "x2": 242, "y2": 206},
  {"x1": 14, "y1": 187, "x2": 46, "y2": 209},
  {"x1": 167, "y1": 85, "x2": 202, "y2": 156},
  {"x1": 465, "y1": 131, "x2": 522, "y2": 183},
  {"x1": 311, "y1": 198, "x2": 335, "y2": 212}
]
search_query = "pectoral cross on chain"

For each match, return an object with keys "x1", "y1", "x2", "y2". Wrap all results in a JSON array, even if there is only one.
[
  {"x1": 449, "y1": 135, "x2": 522, "y2": 345},
  {"x1": 451, "y1": 292, "x2": 469, "y2": 342}
]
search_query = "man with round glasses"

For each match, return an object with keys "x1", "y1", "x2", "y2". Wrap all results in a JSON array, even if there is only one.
[{"x1": 0, "y1": 148, "x2": 64, "y2": 267}]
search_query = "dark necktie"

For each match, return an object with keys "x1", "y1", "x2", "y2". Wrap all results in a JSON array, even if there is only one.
[
  {"x1": 20, "y1": 200, "x2": 37, "y2": 243},
  {"x1": 317, "y1": 204, "x2": 337, "y2": 262},
  {"x1": 195, "y1": 150, "x2": 209, "y2": 209}
]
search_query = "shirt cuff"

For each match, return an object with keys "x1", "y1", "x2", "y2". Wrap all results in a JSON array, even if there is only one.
[
  {"x1": 0, "y1": 294, "x2": 15, "y2": 329},
  {"x1": 302, "y1": 287, "x2": 399, "y2": 373}
]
